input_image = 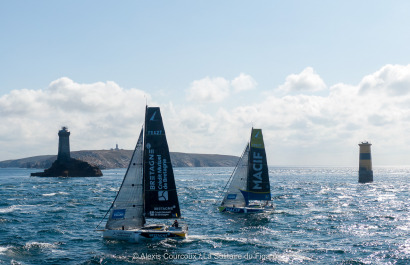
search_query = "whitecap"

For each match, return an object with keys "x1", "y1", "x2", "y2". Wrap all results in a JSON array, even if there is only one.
[
  {"x1": 397, "y1": 225, "x2": 409, "y2": 231},
  {"x1": 0, "y1": 246, "x2": 11, "y2": 254},
  {"x1": 0, "y1": 205, "x2": 17, "y2": 213},
  {"x1": 42, "y1": 193, "x2": 57, "y2": 196},
  {"x1": 42, "y1": 191, "x2": 69, "y2": 197},
  {"x1": 266, "y1": 252, "x2": 314, "y2": 263},
  {"x1": 24, "y1": 242, "x2": 57, "y2": 250}
]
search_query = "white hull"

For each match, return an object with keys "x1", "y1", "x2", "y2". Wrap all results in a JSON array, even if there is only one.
[{"x1": 102, "y1": 224, "x2": 188, "y2": 243}]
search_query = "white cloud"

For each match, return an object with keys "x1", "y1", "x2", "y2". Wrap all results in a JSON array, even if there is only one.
[
  {"x1": 3, "y1": 65, "x2": 410, "y2": 166},
  {"x1": 231, "y1": 73, "x2": 257, "y2": 92},
  {"x1": 359, "y1": 64, "x2": 410, "y2": 96},
  {"x1": 278, "y1": 67, "x2": 327, "y2": 93},
  {"x1": 186, "y1": 73, "x2": 257, "y2": 103},
  {"x1": 176, "y1": 64, "x2": 410, "y2": 165},
  {"x1": 0, "y1": 77, "x2": 148, "y2": 160},
  {"x1": 186, "y1": 76, "x2": 230, "y2": 103}
]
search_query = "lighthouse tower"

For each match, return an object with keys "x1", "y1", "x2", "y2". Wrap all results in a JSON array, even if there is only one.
[
  {"x1": 358, "y1": 141, "x2": 373, "y2": 183},
  {"x1": 57, "y1": 127, "x2": 71, "y2": 162}
]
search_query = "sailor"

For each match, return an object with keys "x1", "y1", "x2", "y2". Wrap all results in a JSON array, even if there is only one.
[{"x1": 172, "y1": 220, "x2": 179, "y2": 228}]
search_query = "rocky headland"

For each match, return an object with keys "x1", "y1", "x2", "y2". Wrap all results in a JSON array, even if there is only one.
[{"x1": 0, "y1": 150, "x2": 239, "y2": 169}]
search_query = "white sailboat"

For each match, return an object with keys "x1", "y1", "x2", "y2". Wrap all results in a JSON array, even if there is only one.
[
  {"x1": 99, "y1": 106, "x2": 187, "y2": 242},
  {"x1": 218, "y1": 128, "x2": 274, "y2": 213}
]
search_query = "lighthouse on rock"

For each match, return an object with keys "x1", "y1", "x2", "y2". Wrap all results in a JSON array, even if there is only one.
[
  {"x1": 57, "y1": 126, "x2": 71, "y2": 162},
  {"x1": 358, "y1": 141, "x2": 373, "y2": 183},
  {"x1": 30, "y1": 127, "x2": 102, "y2": 177}
]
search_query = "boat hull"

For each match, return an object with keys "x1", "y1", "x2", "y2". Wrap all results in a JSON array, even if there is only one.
[
  {"x1": 103, "y1": 226, "x2": 187, "y2": 243},
  {"x1": 218, "y1": 206, "x2": 274, "y2": 213}
]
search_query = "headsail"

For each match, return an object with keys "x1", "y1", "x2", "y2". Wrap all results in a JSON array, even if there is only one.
[
  {"x1": 243, "y1": 128, "x2": 271, "y2": 202},
  {"x1": 221, "y1": 144, "x2": 249, "y2": 207},
  {"x1": 105, "y1": 128, "x2": 144, "y2": 230},
  {"x1": 143, "y1": 107, "x2": 181, "y2": 219}
]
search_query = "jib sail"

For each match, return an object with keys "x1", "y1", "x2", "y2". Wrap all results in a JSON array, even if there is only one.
[
  {"x1": 221, "y1": 144, "x2": 249, "y2": 207},
  {"x1": 105, "y1": 128, "x2": 145, "y2": 230}
]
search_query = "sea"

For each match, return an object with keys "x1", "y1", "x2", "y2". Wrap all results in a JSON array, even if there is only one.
[{"x1": 0, "y1": 167, "x2": 409, "y2": 265}]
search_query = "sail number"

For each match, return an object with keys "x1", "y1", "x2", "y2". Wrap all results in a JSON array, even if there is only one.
[{"x1": 147, "y1": 130, "x2": 163, "y2": 135}]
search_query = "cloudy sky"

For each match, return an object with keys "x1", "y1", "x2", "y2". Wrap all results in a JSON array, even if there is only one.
[{"x1": 1, "y1": 1, "x2": 410, "y2": 166}]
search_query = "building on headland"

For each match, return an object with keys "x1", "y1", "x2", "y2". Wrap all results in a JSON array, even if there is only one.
[
  {"x1": 31, "y1": 127, "x2": 102, "y2": 177},
  {"x1": 111, "y1": 143, "x2": 120, "y2": 151},
  {"x1": 358, "y1": 141, "x2": 373, "y2": 183}
]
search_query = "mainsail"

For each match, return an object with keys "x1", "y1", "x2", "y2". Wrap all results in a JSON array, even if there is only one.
[
  {"x1": 143, "y1": 107, "x2": 181, "y2": 219},
  {"x1": 105, "y1": 128, "x2": 144, "y2": 230},
  {"x1": 242, "y1": 128, "x2": 271, "y2": 203}
]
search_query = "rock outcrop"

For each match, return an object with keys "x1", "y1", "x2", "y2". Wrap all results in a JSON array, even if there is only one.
[{"x1": 30, "y1": 158, "x2": 102, "y2": 177}]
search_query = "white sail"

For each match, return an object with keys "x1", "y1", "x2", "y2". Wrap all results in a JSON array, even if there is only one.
[
  {"x1": 221, "y1": 143, "x2": 249, "y2": 207},
  {"x1": 105, "y1": 129, "x2": 144, "y2": 230}
]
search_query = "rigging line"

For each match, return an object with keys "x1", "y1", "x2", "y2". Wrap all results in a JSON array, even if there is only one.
[
  {"x1": 95, "y1": 203, "x2": 112, "y2": 230},
  {"x1": 214, "y1": 143, "x2": 249, "y2": 206}
]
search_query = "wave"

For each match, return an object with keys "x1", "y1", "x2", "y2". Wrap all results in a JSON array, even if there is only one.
[
  {"x1": 0, "y1": 245, "x2": 11, "y2": 255},
  {"x1": 0, "y1": 205, "x2": 38, "y2": 214},
  {"x1": 0, "y1": 205, "x2": 18, "y2": 213},
  {"x1": 42, "y1": 192, "x2": 69, "y2": 197},
  {"x1": 24, "y1": 242, "x2": 58, "y2": 250},
  {"x1": 185, "y1": 234, "x2": 265, "y2": 248}
]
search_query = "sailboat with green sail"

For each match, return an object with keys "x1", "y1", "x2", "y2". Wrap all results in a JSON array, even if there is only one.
[
  {"x1": 218, "y1": 128, "x2": 274, "y2": 213},
  {"x1": 98, "y1": 106, "x2": 187, "y2": 242}
]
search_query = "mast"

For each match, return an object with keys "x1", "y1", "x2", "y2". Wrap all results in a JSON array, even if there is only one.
[{"x1": 142, "y1": 106, "x2": 147, "y2": 222}]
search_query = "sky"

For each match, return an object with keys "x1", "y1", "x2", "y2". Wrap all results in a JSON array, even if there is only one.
[{"x1": 1, "y1": 1, "x2": 410, "y2": 166}]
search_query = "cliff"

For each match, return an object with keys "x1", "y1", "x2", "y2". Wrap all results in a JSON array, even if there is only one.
[{"x1": 0, "y1": 150, "x2": 239, "y2": 169}]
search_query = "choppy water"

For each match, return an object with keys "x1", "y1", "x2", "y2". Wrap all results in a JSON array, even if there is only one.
[{"x1": 0, "y1": 167, "x2": 409, "y2": 264}]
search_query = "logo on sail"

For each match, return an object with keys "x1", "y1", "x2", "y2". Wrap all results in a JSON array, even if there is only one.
[
  {"x1": 158, "y1": 190, "x2": 169, "y2": 201},
  {"x1": 112, "y1": 209, "x2": 126, "y2": 219},
  {"x1": 227, "y1": 194, "x2": 237, "y2": 199},
  {"x1": 252, "y1": 152, "x2": 263, "y2": 189},
  {"x1": 254, "y1": 131, "x2": 260, "y2": 138},
  {"x1": 150, "y1": 111, "x2": 157, "y2": 121}
]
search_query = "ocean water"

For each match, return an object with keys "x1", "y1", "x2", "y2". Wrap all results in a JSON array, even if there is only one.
[{"x1": 0, "y1": 167, "x2": 409, "y2": 265}]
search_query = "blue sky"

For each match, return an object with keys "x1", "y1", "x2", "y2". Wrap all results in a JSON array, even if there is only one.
[{"x1": 1, "y1": 1, "x2": 410, "y2": 166}]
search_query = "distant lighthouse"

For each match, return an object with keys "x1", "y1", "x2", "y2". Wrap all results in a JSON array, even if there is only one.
[
  {"x1": 57, "y1": 126, "x2": 71, "y2": 162},
  {"x1": 358, "y1": 141, "x2": 373, "y2": 183}
]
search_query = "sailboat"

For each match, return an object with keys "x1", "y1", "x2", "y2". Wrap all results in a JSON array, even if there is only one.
[
  {"x1": 100, "y1": 106, "x2": 188, "y2": 242},
  {"x1": 218, "y1": 128, "x2": 274, "y2": 213}
]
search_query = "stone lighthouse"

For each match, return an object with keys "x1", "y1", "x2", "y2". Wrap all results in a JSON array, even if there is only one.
[
  {"x1": 358, "y1": 141, "x2": 373, "y2": 183},
  {"x1": 57, "y1": 126, "x2": 70, "y2": 162},
  {"x1": 30, "y1": 126, "x2": 102, "y2": 177}
]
